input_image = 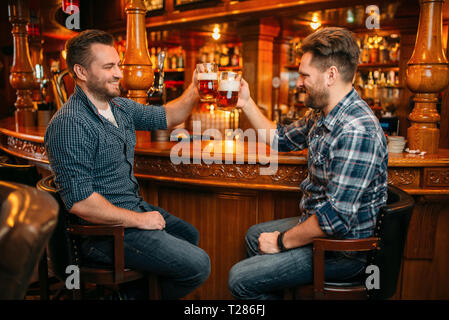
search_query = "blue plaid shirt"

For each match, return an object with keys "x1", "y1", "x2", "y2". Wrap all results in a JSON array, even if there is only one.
[
  {"x1": 45, "y1": 85, "x2": 167, "y2": 212},
  {"x1": 273, "y1": 88, "x2": 388, "y2": 239}
]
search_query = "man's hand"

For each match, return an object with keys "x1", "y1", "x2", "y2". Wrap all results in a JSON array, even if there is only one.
[
  {"x1": 192, "y1": 69, "x2": 198, "y2": 93},
  {"x1": 135, "y1": 211, "x2": 166, "y2": 230},
  {"x1": 258, "y1": 231, "x2": 281, "y2": 254},
  {"x1": 236, "y1": 78, "x2": 251, "y2": 110}
]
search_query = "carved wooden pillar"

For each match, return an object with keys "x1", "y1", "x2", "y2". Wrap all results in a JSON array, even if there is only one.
[
  {"x1": 120, "y1": 0, "x2": 153, "y2": 104},
  {"x1": 406, "y1": 0, "x2": 449, "y2": 154},
  {"x1": 240, "y1": 18, "x2": 280, "y2": 121},
  {"x1": 8, "y1": 0, "x2": 37, "y2": 127}
]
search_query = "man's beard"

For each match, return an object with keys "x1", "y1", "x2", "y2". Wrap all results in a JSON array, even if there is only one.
[
  {"x1": 86, "y1": 76, "x2": 121, "y2": 101},
  {"x1": 304, "y1": 81, "x2": 329, "y2": 110}
]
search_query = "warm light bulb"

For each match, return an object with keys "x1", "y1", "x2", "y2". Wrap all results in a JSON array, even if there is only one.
[
  {"x1": 212, "y1": 32, "x2": 221, "y2": 40},
  {"x1": 310, "y1": 14, "x2": 321, "y2": 30}
]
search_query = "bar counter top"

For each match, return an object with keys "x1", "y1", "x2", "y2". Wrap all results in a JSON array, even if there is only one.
[{"x1": 2, "y1": 117, "x2": 449, "y2": 167}]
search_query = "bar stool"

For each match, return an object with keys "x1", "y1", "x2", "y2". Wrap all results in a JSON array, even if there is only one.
[{"x1": 37, "y1": 175, "x2": 160, "y2": 300}]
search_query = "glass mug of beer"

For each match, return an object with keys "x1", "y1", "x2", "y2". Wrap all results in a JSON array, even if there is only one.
[
  {"x1": 196, "y1": 62, "x2": 218, "y2": 102},
  {"x1": 217, "y1": 71, "x2": 241, "y2": 111}
]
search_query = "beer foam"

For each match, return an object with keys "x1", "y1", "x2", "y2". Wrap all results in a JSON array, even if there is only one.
[
  {"x1": 219, "y1": 80, "x2": 240, "y2": 91},
  {"x1": 198, "y1": 73, "x2": 218, "y2": 80}
]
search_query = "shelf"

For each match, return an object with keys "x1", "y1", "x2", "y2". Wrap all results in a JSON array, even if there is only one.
[
  {"x1": 218, "y1": 66, "x2": 242, "y2": 71},
  {"x1": 284, "y1": 65, "x2": 300, "y2": 70},
  {"x1": 154, "y1": 68, "x2": 184, "y2": 73},
  {"x1": 357, "y1": 62, "x2": 399, "y2": 70}
]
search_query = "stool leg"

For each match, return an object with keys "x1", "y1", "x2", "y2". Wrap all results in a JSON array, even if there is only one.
[
  {"x1": 147, "y1": 274, "x2": 160, "y2": 300},
  {"x1": 38, "y1": 250, "x2": 49, "y2": 300}
]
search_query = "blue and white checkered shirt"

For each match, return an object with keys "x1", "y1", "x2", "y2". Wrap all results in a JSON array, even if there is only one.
[
  {"x1": 273, "y1": 88, "x2": 388, "y2": 239},
  {"x1": 45, "y1": 85, "x2": 167, "y2": 212}
]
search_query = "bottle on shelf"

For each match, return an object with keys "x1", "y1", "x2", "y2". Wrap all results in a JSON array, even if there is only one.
[
  {"x1": 220, "y1": 45, "x2": 229, "y2": 67},
  {"x1": 177, "y1": 46, "x2": 184, "y2": 69},
  {"x1": 150, "y1": 47, "x2": 157, "y2": 69}
]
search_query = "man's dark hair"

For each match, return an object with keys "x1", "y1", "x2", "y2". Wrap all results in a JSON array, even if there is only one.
[
  {"x1": 65, "y1": 29, "x2": 114, "y2": 78},
  {"x1": 299, "y1": 27, "x2": 360, "y2": 83}
]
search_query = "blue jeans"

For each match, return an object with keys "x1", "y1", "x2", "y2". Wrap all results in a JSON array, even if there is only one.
[
  {"x1": 228, "y1": 217, "x2": 367, "y2": 300},
  {"x1": 80, "y1": 204, "x2": 210, "y2": 300}
]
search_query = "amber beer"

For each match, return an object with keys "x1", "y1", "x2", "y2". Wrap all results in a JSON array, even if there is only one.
[
  {"x1": 217, "y1": 79, "x2": 240, "y2": 111},
  {"x1": 217, "y1": 71, "x2": 241, "y2": 111},
  {"x1": 196, "y1": 63, "x2": 218, "y2": 102},
  {"x1": 198, "y1": 72, "x2": 218, "y2": 102}
]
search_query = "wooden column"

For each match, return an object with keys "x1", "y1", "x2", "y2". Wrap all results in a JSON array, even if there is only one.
[
  {"x1": 8, "y1": 0, "x2": 37, "y2": 127},
  {"x1": 406, "y1": 0, "x2": 449, "y2": 154},
  {"x1": 120, "y1": 0, "x2": 153, "y2": 104},
  {"x1": 240, "y1": 18, "x2": 280, "y2": 121}
]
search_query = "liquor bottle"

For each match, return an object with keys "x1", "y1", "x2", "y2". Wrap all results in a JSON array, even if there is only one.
[
  {"x1": 177, "y1": 47, "x2": 184, "y2": 69},
  {"x1": 150, "y1": 47, "x2": 157, "y2": 70},
  {"x1": 171, "y1": 48, "x2": 178, "y2": 69},
  {"x1": 361, "y1": 38, "x2": 370, "y2": 64},
  {"x1": 220, "y1": 45, "x2": 229, "y2": 67}
]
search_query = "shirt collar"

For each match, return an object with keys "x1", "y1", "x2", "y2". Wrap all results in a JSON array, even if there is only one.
[{"x1": 319, "y1": 87, "x2": 358, "y2": 132}]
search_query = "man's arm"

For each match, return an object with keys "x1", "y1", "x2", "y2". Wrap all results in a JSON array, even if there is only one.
[
  {"x1": 237, "y1": 79, "x2": 312, "y2": 151},
  {"x1": 164, "y1": 81, "x2": 199, "y2": 128},
  {"x1": 70, "y1": 192, "x2": 165, "y2": 230},
  {"x1": 237, "y1": 80, "x2": 276, "y2": 146},
  {"x1": 258, "y1": 215, "x2": 326, "y2": 254}
]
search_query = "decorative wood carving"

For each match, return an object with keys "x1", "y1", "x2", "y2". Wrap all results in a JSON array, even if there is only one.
[
  {"x1": 424, "y1": 168, "x2": 449, "y2": 187},
  {"x1": 388, "y1": 168, "x2": 420, "y2": 187},
  {"x1": 406, "y1": 0, "x2": 449, "y2": 154},
  {"x1": 8, "y1": 0, "x2": 37, "y2": 126},
  {"x1": 134, "y1": 156, "x2": 307, "y2": 187},
  {"x1": 6, "y1": 136, "x2": 46, "y2": 160},
  {"x1": 120, "y1": 0, "x2": 153, "y2": 104}
]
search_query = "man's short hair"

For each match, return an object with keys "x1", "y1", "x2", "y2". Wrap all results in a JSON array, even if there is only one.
[
  {"x1": 65, "y1": 29, "x2": 114, "y2": 78},
  {"x1": 299, "y1": 27, "x2": 360, "y2": 83}
]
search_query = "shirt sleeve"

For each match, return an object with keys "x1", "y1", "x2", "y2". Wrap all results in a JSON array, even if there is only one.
[
  {"x1": 44, "y1": 116, "x2": 96, "y2": 211},
  {"x1": 116, "y1": 98, "x2": 167, "y2": 131},
  {"x1": 272, "y1": 111, "x2": 314, "y2": 152},
  {"x1": 314, "y1": 129, "x2": 383, "y2": 237}
]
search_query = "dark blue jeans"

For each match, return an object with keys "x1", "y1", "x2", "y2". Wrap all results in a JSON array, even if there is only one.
[
  {"x1": 80, "y1": 204, "x2": 210, "y2": 300},
  {"x1": 228, "y1": 217, "x2": 367, "y2": 299}
]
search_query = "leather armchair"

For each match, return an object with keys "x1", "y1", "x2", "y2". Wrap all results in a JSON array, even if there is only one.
[{"x1": 0, "y1": 181, "x2": 58, "y2": 299}]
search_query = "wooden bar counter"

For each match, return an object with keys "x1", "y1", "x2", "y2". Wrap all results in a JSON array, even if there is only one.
[{"x1": 1, "y1": 116, "x2": 449, "y2": 299}]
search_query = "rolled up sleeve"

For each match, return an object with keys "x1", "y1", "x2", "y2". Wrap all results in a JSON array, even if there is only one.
[
  {"x1": 44, "y1": 116, "x2": 96, "y2": 211},
  {"x1": 272, "y1": 113, "x2": 314, "y2": 152},
  {"x1": 315, "y1": 130, "x2": 381, "y2": 237},
  {"x1": 113, "y1": 98, "x2": 167, "y2": 131}
]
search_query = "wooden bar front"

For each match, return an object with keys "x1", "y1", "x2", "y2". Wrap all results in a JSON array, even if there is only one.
[{"x1": 1, "y1": 119, "x2": 449, "y2": 299}]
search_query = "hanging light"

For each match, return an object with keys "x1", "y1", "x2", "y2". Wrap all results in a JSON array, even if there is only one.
[
  {"x1": 310, "y1": 13, "x2": 321, "y2": 30},
  {"x1": 212, "y1": 25, "x2": 221, "y2": 40}
]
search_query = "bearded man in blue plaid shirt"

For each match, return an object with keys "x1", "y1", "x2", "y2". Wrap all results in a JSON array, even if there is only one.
[
  {"x1": 229, "y1": 27, "x2": 388, "y2": 299},
  {"x1": 45, "y1": 30, "x2": 210, "y2": 299}
]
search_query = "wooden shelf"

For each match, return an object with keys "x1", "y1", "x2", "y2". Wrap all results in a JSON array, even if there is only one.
[
  {"x1": 357, "y1": 62, "x2": 399, "y2": 70},
  {"x1": 218, "y1": 66, "x2": 242, "y2": 71},
  {"x1": 284, "y1": 62, "x2": 399, "y2": 71}
]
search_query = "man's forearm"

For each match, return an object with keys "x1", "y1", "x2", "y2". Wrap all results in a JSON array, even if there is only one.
[
  {"x1": 242, "y1": 98, "x2": 277, "y2": 146},
  {"x1": 70, "y1": 192, "x2": 142, "y2": 227},
  {"x1": 164, "y1": 83, "x2": 198, "y2": 128},
  {"x1": 283, "y1": 214, "x2": 327, "y2": 249}
]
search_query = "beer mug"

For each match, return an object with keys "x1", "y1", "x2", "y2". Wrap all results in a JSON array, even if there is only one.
[
  {"x1": 196, "y1": 62, "x2": 218, "y2": 102},
  {"x1": 217, "y1": 71, "x2": 241, "y2": 111}
]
